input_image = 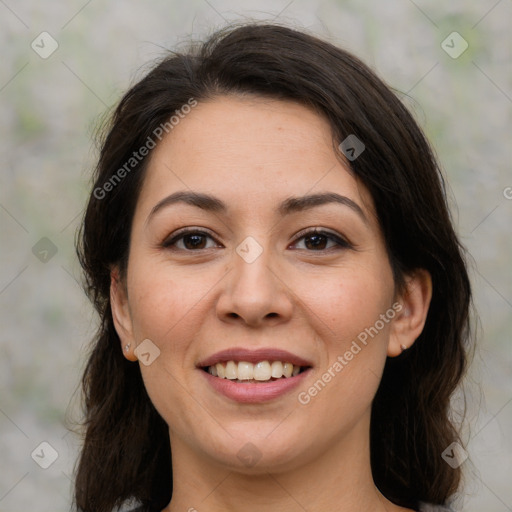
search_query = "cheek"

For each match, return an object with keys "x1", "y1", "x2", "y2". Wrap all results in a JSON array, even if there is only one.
[
  {"x1": 296, "y1": 262, "x2": 395, "y2": 344},
  {"x1": 126, "y1": 260, "x2": 224, "y2": 367},
  {"x1": 127, "y1": 250, "x2": 196, "y2": 320},
  {"x1": 127, "y1": 267, "x2": 203, "y2": 422},
  {"x1": 126, "y1": 265, "x2": 190, "y2": 350},
  {"x1": 297, "y1": 288, "x2": 393, "y2": 433},
  {"x1": 295, "y1": 260, "x2": 394, "y2": 409}
]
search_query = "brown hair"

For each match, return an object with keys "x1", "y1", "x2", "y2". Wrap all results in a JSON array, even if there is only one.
[{"x1": 73, "y1": 21, "x2": 474, "y2": 511}]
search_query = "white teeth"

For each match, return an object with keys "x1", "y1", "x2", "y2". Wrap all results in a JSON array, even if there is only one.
[
  {"x1": 253, "y1": 361, "x2": 271, "y2": 381},
  {"x1": 237, "y1": 361, "x2": 254, "y2": 380},
  {"x1": 207, "y1": 360, "x2": 305, "y2": 381},
  {"x1": 271, "y1": 361, "x2": 283, "y2": 378},
  {"x1": 215, "y1": 363, "x2": 225, "y2": 379},
  {"x1": 225, "y1": 360, "x2": 237, "y2": 380}
]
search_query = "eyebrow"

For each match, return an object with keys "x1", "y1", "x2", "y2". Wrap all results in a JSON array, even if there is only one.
[{"x1": 146, "y1": 190, "x2": 368, "y2": 224}]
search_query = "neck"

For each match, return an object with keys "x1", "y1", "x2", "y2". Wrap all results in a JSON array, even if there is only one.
[{"x1": 163, "y1": 411, "x2": 411, "y2": 512}]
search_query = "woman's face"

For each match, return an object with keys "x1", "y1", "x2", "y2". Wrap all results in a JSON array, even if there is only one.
[{"x1": 112, "y1": 95, "x2": 410, "y2": 474}]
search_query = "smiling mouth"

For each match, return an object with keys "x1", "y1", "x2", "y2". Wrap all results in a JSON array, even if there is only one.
[{"x1": 202, "y1": 360, "x2": 310, "y2": 383}]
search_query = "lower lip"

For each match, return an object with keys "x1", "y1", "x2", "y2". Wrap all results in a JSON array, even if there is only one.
[{"x1": 200, "y1": 368, "x2": 312, "y2": 403}]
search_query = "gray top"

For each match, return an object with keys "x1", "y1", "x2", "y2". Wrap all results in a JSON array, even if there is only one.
[{"x1": 418, "y1": 503, "x2": 455, "y2": 511}]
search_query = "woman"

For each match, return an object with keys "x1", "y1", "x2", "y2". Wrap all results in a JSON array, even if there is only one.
[{"x1": 73, "y1": 22, "x2": 473, "y2": 512}]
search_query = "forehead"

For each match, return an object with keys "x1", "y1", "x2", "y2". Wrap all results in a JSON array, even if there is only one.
[{"x1": 137, "y1": 95, "x2": 376, "y2": 220}]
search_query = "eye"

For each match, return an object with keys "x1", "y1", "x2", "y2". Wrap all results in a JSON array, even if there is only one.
[
  {"x1": 162, "y1": 228, "x2": 220, "y2": 251},
  {"x1": 291, "y1": 228, "x2": 351, "y2": 251},
  {"x1": 162, "y1": 227, "x2": 352, "y2": 252}
]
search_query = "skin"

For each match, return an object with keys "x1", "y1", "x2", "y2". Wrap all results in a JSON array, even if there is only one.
[{"x1": 110, "y1": 95, "x2": 432, "y2": 512}]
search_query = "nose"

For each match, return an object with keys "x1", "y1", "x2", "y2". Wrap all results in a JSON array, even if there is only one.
[{"x1": 216, "y1": 241, "x2": 293, "y2": 328}]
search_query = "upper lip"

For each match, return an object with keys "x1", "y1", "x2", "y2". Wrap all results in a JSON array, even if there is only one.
[{"x1": 197, "y1": 347, "x2": 313, "y2": 368}]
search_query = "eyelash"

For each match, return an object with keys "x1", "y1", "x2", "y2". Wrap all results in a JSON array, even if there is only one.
[{"x1": 161, "y1": 227, "x2": 352, "y2": 252}]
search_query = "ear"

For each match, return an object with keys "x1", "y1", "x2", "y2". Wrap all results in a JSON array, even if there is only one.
[
  {"x1": 387, "y1": 269, "x2": 433, "y2": 357},
  {"x1": 110, "y1": 265, "x2": 138, "y2": 362}
]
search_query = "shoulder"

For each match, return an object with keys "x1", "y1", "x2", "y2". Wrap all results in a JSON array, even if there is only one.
[{"x1": 418, "y1": 503, "x2": 456, "y2": 512}]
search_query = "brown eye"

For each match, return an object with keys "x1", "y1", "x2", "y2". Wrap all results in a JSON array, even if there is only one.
[
  {"x1": 292, "y1": 229, "x2": 351, "y2": 251},
  {"x1": 180, "y1": 233, "x2": 208, "y2": 250},
  {"x1": 162, "y1": 229, "x2": 220, "y2": 251}
]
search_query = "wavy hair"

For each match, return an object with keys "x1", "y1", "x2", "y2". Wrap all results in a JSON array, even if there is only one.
[{"x1": 73, "y1": 22, "x2": 474, "y2": 511}]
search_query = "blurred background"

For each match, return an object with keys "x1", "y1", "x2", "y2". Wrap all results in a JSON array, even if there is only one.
[{"x1": 0, "y1": 0, "x2": 510, "y2": 510}]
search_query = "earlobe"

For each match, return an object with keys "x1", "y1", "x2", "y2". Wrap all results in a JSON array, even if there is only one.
[
  {"x1": 387, "y1": 269, "x2": 433, "y2": 357},
  {"x1": 110, "y1": 266, "x2": 138, "y2": 362}
]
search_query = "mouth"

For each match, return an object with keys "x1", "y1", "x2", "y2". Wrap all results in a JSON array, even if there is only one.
[
  {"x1": 197, "y1": 348, "x2": 313, "y2": 403},
  {"x1": 201, "y1": 360, "x2": 310, "y2": 383}
]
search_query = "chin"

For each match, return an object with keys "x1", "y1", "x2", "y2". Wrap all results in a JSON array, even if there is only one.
[{"x1": 199, "y1": 429, "x2": 310, "y2": 474}]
